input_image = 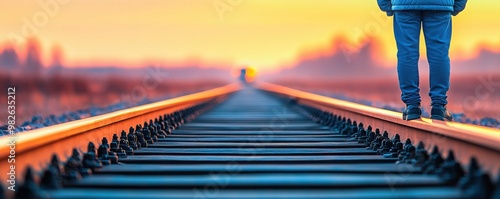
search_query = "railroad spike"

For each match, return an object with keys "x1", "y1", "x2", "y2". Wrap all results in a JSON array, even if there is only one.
[
  {"x1": 403, "y1": 145, "x2": 416, "y2": 163},
  {"x1": 492, "y1": 171, "x2": 500, "y2": 199},
  {"x1": 385, "y1": 141, "x2": 404, "y2": 158},
  {"x1": 170, "y1": 116, "x2": 179, "y2": 129},
  {"x1": 40, "y1": 165, "x2": 62, "y2": 190},
  {"x1": 378, "y1": 138, "x2": 393, "y2": 155},
  {"x1": 149, "y1": 124, "x2": 158, "y2": 143},
  {"x1": 108, "y1": 148, "x2": 120, "y2": 163},
  {"x1": 392, "y1": 134, "x2": 401, "y2": 145},
  {"x1": 82, "y1": 142, "x2": 103, "y2": 172},
  {"x1": 111, "y1": 134, "x2": 120, "y2": 146},
  {"x1": 411, "y1": 141, "x2": 429, "y2": 167},
  {"x1": 353, "y1": 123, "x2": 363, "y2": 138},
  {"x1": 50, "y1": 154, "x2": 62, "y2": 174},
  {"x1": 163, "y1": 114, "x2": 168, "y2": 121},
  {"x1": 71, "y1": 148, "x2": 81, "y2": 162},
  {"x1": 323, "y1": 113, "x2": 331, "y2": 126},
  {"x1": 98, "y1": 138, "x2": 111, "y2": 165},
  {"x1": 365, "y1": 127, "x2": 371, "y2": 137},
  {"x1": 350, "y1": 121, "x2": 357, "y2": 136},
  {"x1": 423, "y1": 146, "x2": 444, "y2": 174},
  {"x1": 382, "y1": 131, "x2": 389, "y2": 139},
  {"x1": 153, "y1": 116, "x2": 163, "y2": 136},
  {"x1": 43, "y1": 154, "x2": 64, "y2": 190},
  {"x1": 120, "y1": 140, "x2": 133, "y2": 155},
  {"x1": 63, "y1": 148, "x2": 83, "y2": 181},
  {"x1": 178, "y1": 112, "x2": 186, "y2": 124},
  {"x1": 164, "y1": 125, "x2": 172, "y2": 135},
  {"x1": 101, "y1": 137, "x2": 110, "y2": 149},
  {"x1": 327, "y1": 114, "x2": 336, "y2": 127},
  {"x1": 111, "y1": 134, "x2": 127, "y2": 158},
  {"x1": 397, "y1": 139, "x2": 414, "y2": 164},
  {"x1": 120, "y1": 130, "x2": 127, "y2": 141},
  {"x1": 155, "y1": 121, "x2": 167, "y2": 138},
  {"x1": 459, "y1": 157, "x2": 481, "y2": 190},
  {"x1": 338, "y1": 117, "x2": 345, "y2": 128},
  {"x1": 144, "y1": 128, "x2": 154, "y2": 145},
  {"x1": 377, "y1": 139, "x2": 386, "y2": 153},
  {"x1": 364, "y1": 130, "x2": 376, "y2": 146},
  {"x1": 416, "y1": 141, "x2": 425, "y2": 150},
  {"x1": 315, "y1": 112, "x2": 324, "y2": 124},
  {"x1": 340, "y1": 122, "x2": 349, "y2": 135},
  {"x1": 135, "y1": 124, "x2": 142, "y2": 133},
  {"x1": 87, "y1": 142, "x2": 97, "y2": 155},
  {"x1": 82, "y1": 153, "x2": 101, "y2": 172},
  {"x1": 331, "y1": 115, "x2": 341, "y2": 130},
  {"x1": 354, "y1": 123, "x2": 364, "y2": 139},
  {"x1": 370, "y1": 135, "x2": 383, "y2": 151},
  {"x1": 15, "y1": 167, "x2": 40, "y2": 199},
  {"x1": 375, "y1": 129, "x2": 381, "y2": 137},
  {"x1": 136, "y1": 128, "x2": 148, "y2": 148},
  {"x1": 463, "y1": 171, "x2": 495, "y2": 199},
  {"x1": 436, "y1": 150, "x2": 464, "y2": 184},
  {"x1": 128, "y1": 128, "x2": 139, "y2": 150},
  {"x1": 403, "y1": 138, "x2": 412, "y2": 151},
  {"x1": 357, "y1": 129, "x2": 367, "y2": 143}
]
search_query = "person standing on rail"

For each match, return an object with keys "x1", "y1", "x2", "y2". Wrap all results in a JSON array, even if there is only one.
[{"x1": 377, "y1": 0, "x2": 467, "y2": 121}]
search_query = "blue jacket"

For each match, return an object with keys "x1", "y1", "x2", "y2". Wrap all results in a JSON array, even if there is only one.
[{"x1": 377, "y1": 0, "x2": 467, "y2": 16}]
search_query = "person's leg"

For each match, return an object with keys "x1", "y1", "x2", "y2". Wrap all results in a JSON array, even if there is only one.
[
  {"x1": 394, "y1": 11, "x2": 423, "y2": 107},
  {"x1": 422, "y1": 11, "x2": 452, "y2": 106},
  {"x1": 422, "y1": 11, "x2": 453, "y2": 121}
]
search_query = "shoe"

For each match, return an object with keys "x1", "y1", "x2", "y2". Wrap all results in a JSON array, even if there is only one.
[
  {"x1": 403, "y1": 105, "x2": 422, "y2": 121},
  {"x1": 431, "y1": 105, "x2": 453, "y2": 121}
]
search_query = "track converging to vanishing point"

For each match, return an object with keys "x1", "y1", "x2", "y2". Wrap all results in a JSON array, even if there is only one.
[{"x1": 0, "y1": 83, "x2": 499, "y2": 199}]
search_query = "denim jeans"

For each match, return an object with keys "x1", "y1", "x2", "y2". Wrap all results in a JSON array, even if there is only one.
[{"x1": 394, "y1": 10, "x2": 452, "y2": 106}]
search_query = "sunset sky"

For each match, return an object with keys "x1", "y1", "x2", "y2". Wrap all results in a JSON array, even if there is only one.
[{"x1": 1, "y1": 0, "x2": 499, "y2": 71}]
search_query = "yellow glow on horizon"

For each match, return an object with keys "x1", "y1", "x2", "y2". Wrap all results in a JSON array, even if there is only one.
[
  {"x1": 245, "y1": 66, "x2": 257, "y2": 82},
  {"x1": 0, "y1": 0, "x2": 499, "y2": 71}
]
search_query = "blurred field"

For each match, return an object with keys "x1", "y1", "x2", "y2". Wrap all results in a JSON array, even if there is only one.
[
  {"x1": 2, "y1": 69, "x2": 498, "y2": 128},
  {"x1": 0, "y1": 71, "x2": 229, "y2": 125},
  {"x1": 272, "y1": 73, "x2": 500, "y2": 121}
]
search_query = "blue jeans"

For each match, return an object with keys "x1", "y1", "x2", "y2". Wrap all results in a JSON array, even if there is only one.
[{"x1": 394, "y1": 11, "x2": 452, "y2": 106}]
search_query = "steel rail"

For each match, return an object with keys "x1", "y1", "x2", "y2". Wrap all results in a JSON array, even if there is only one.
[
  {"x1": 256, "y1": 82, "x2": 500, "y2": 177},
  {"x1": 0, "y1": 83, "x2": 241, "y2": 181}
]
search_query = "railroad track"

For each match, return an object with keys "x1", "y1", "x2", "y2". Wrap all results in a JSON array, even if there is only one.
[{"x1": 1, "y1": 83, "x2": 499, "y2": 199}]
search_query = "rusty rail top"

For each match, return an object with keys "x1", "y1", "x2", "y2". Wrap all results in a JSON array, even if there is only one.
[
  {"x1": 257, "y1": 82, "x2": 500, "y2": 175},
  {"x1": 0, "y1": 83, "x2": 240, "y2": 174}
]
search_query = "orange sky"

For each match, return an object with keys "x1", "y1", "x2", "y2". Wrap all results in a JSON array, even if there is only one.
[{"x1": 1, "y1": 0, "x2": 499, "y2": 71}]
